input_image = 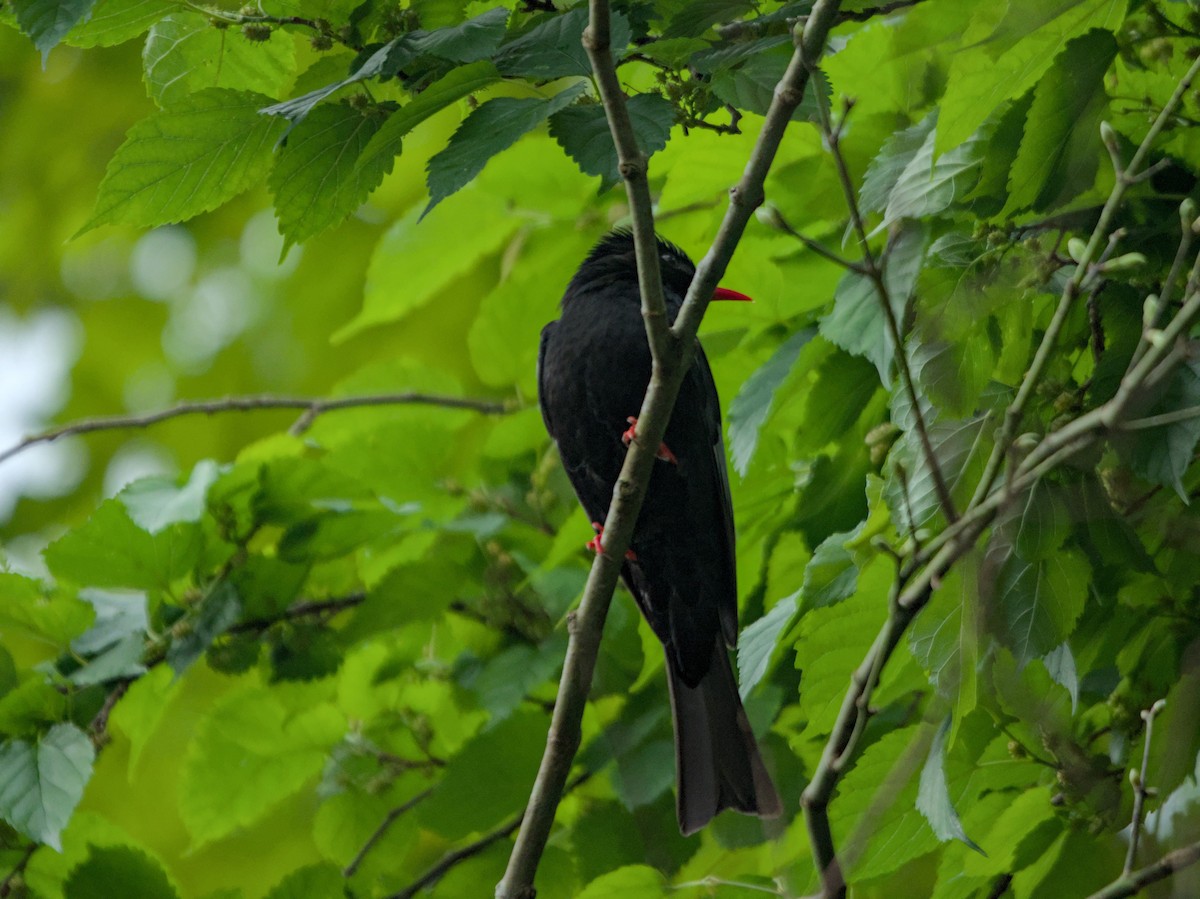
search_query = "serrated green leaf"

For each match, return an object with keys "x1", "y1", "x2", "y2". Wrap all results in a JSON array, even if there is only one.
[
  {"x1": 180, "y1": 686, "x2": 343, "y2": 847},
  {"x1": 937, "y1": 0, "x2": 1127, "y2": 154},
  {"x1": 472, "y1": 634, "x2": 566, "y2": 721},
  {"x1": 727, "y1": 327, "x2": 816, "y2": 476},
  {"x1": 662, "y1": 0, "x2": 755, "y2": 38},
  {"x1": 268, "y1": 102, "x2": 390, "y2": 248},
  {"x1": 11, "y1": 0, "x2": 95, "y2": 63},
  {"x1": 44, "y1": 500, "x2": 202, "y2": 591},
  {"x1": 120, "y1": 459, "x2": 218, "y2": 535},
  {"x1": 142, "y1": 14, "x2": 294, "y2": 108},
  {"x1": 0, "y1": 723, "x2": 95, "y2": 850},
  {"x1": 268, "y1": 624, "x2": 343, "y2": 682},
  {"x1": 861, "y1": 113, "x2": 935, "y2": 214},
  {"x1": 64, "y1": 846, "x2": 178, "y2": 899},
  {"x1": 737, "y1": 590, "x2": 798, "y2": 698},
  {"x1": 0, "y1": 574, "x2": 93, "y2": 647},
  {"x1": 424, "y1": 82, "x2": 586, "y2": 214},
  {"x1": 711, "y1": 50, "x2": 828, "y2": 122},
  {"x1": 412, "y1": 6, "x2": 507, "y2": 62},
  {"x1": 1004, "y1": 29, "x2": 1116, "y2": 213},
  {"x1": 800, "y1": 530, "x2": 860, "y2": 611},
  {"x1": 886, "y1": 410, "x2": 990, "y2": 530},
  {"x1": 66, "y1": 0, "x2": 172, "y2": 47},
  {"x1": 496, "y1": 6, "x2": 630, "y2": 78},
  {"x1": 549, "y1": 93, "x2": 676, "y2": 189},
  {"x1": 881, "y1": 112, "x2": 987, "y2": 228},
  {"x1": 336, "y1": 188, "x2": 522, "y2": 341},
  {"x1": 80, "y1": 88, "x2": 286, "y2": 235},
  {"x1": 995, "y1": 551, "x2": 1089, "y2": 664},
  {"x1": 355, "y1": 60, "x2": 500, "y2": 174},
  {"x1": 917, "y1": 716, "x2": 983, "y2": 853}
]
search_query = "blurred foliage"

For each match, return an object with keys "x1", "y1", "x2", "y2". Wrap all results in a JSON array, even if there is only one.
[{"x1": 1, "y1": 0, "x2": 1200, "y2": 897}]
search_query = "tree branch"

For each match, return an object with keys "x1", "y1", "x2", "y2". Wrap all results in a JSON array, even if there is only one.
[
  {"x1": 344, "y1": 788, "x2": 435, "y2": 877},
  {"x1": 497, "y1": 3, "x2": 845, "y2": 896},
  {"x1": 229, "y1": 594, "x2": 367, "y2": 634},
  {"x1": 1087, "y1": 841, "x2": 1200, "y2": 899},
  {"x1": 0, "y1": 392, "x2": 514, "y2": 467},
  {"x1": 0, "y1": 844, "x2": 36, "y2": 899},
  {"x1": 1124, "y1": 699, "x2": 1167, "y2": 876}
]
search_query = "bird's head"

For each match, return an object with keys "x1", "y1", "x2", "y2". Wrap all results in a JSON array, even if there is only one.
[{"x1": 563, "y1": 230, "x2": 751, "y2": 311}]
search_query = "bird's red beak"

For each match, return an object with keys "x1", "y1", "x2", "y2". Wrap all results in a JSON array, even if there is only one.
[{"x1": 712, "y1": 286, "x2": 752, "y2": 302}]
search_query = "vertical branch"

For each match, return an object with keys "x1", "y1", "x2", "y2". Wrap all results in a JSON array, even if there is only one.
[
  {"x1": 1124, "y1": 699, "x2": 1167, "y2": 876},
  {"x1": 497, "y1": 3, "x2": 845, "y2": 896}
]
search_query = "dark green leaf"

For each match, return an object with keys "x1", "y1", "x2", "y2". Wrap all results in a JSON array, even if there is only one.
[
  {"x1": 355, "y1": 60, "x2": 500, "y2": 174},
  {"x1": 0, "y1": 723, "x2": 94, "y2": 850},
  {"x1": 1125, "y1": 358, "x2": 1200, "y2": 500},
  {"x1": 166, "y1": 581, "x2": 242, "y2": 675},
  {"x1": 261, "y1": 863, "x2": 343, "y2": 899},
  {"x1": 726, "y1": 327, "x2": 816, "y2": 476},
  {"x1": 549, "y1": 93, "x2": 676, "y2": 189},
  {"x1": 917, "y1": 716, "x2": 983, "y2": 853},
  {"x1": 711, "y1": 49, "x2": 827, "y2": 122},
  {"x1": 268, "y1": 625, "x2": 343, "y2": 682},
  {"x1": 80, "y1": 89, "x2": 286, "y2": 234},
  {"x1": 613, "y1": 739, "x2": 674, "y2": 811},
  {"x1": 11, "y1": 0, "x2": 95, "y2": 63},
  {"x1": 994, "y1": 552, "x2": 1089, "y2": 664},
  {"x1": 412, "y1": 6, "x2": 508, "y2": 62},
  {"x1": 471, "y1": 634, "x2": 566, "y2": 721},
  {"x1": 268, "y1": 101, "x2": 390, "y2": 248},
  {"x1": 64, "y1": 846, "x2": 179, "y2": 899},
  {"x1": 662, "y1": 0, "x2": 755, "y2": 38},
  {"x1": 496, "y1": 7, "x2": 630, "y2": 79},
  {"x1": 424, "y1": 82, "x2": 586, "y2": 214},
  {"x1": 1004, "y1": 30, "x2": 1117, "y2": 213}
]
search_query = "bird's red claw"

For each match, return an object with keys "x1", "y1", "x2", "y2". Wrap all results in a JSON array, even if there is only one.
[
  {"x1": 621, "y1": 416, "x2": 678, "y2": 465},
  {"x1": 586, "y1": 522, "x2": 637, "y2": 561}
]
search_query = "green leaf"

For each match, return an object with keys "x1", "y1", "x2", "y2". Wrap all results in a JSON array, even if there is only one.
[
  {"x1": 412, "y1": 6, "x2": 508, "y2": 62},
  {"x1": 44, "y1": 500, "x2": 201, "y2": 591},
  {"x1": 576, "y1": 865, "x2": 666, "y2": 899},
  {"x1": 662, "y1": 0, "x2": 755, "y2": 38},
  {"x1": 820, "y1": 222, "x2": 926, "y2": 383},
  {"x1": 268, "y1": 102, "x2": 390, "y2": 249},
  {"x1": 886, "y1": 411, "x2": 990, "y2": 529},
  {"x1": 418, "y1": 710, "x2": 546, "y2": 839},
  {"x1": 800, "y1": 530, "x2": 860, "y2": 611},
  {"x1": 880, "y1": 112, "x2": 987, "y2": 228},
  {"x1": 80, "y1": 88, "x2": 286, "y2": 235},
  {"x1": 1042, "y1": 642, "x2": 1079, "y2": 712},
  {"x1": 937, "y1": 0, "x2": 1127, "y2": 154},
  {"x1": 10, "y1": 0, "x2": 96, "y2": 63},
  {"x1": 180, "y1": 686, "x2": 344, "y2": 847},
  {"x1": 142, "y1": 14, "x2": 294, "y2": 108},
  {"x1": 727, "y1": 327, "x2": 816, "y2": 476},
  {"x1": 355, "y1": 60, "x2": 500, "y2": 175},
  {"x1": 737, "y1": 591, "x2": 799, "y2": 698},
  {"x1": 166, "y1": 581, "x2": 242, "y2": 675},
  {"x1": 711, "y1": 50, "x2": 828, "y2": 122},
  {"x1": 0, "y1": 574, "x2": 93, "y2": 647},
  {"x1": 549, "y1": 93, "x2": 676, "y2": 189},
  {"x1": 424, "y1": 82, "x2": 587, "y2": 214},
  {"x1": 861, "y1": 113, "x2": 934, "y2": 214},
  {"x1": 994, "y1": 551, "x2": 1089, "y2": 664},
  {"x1": 1004, "y1": 30, "x2": 1117, "y2": 213},
  {"x1": 917, "y1": 716, "x2": 983, "y2": 853},
  {"x1": 261, "y1": 863, "x2": 342, "y2": 899},
  {"x1": 496, "y1": 6, "x2": 630, "y2": 79},
  {"x1": 69, "y1": 632, "x2": 146, "y2": 686},
  {"x1": 120, "y1": 459, "x2": 219, "y2": 535},
  {"x1": 336, "y1": 188, "x2": 522, "y2": 340},
  {"x1": 66, "y1": 0, "x2": 173, "y2": 47},
  {"x1": 613, "y1": 739, "x2": 674, "y2": 811},
  {"x1": 64, "y1": 846, "x2": 179, "y2": 899},
  {"x1": 0, "y1": 723, "x2": 95, "y2": 850},
  {"x1": 109, "y1": 665, "x2": 178, "y2": 776},
  {"x1": 471, "y1": 634, "x2": 566, "y2": 721},
  {"x1": 1125, "y1": 358, "x2": 1200, "y2": 500}
]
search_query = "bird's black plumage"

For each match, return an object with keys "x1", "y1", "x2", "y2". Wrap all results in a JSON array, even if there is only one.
[{"x1": 537, "y1": 230, "x2": 781, "y2": 835}]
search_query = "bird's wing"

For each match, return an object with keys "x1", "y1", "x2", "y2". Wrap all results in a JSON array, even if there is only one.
[
  {"x1": 537, "y1": 321, "x2": 559, "y2": 439},
  {"x1": 689, "y1": 342, "x2": 739, "y2": 648}
]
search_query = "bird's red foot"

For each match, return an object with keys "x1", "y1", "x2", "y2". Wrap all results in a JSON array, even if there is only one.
[
  {"x1": 621, "y1": 416, "x2": 678, "y2": 465},
  {"x1": 587, "y1": 522, "x2": 637, "y2": 561}
]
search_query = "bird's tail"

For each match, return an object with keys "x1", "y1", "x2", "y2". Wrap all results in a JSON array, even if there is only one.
[{"x1": 667, "y1": 641, "x2": 783, "y2": 835}]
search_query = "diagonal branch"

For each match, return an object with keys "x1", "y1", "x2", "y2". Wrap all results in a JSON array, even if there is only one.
[
  {"x1": 0, "y1": 392, "x2": 515, "y2": 467},
  {"x1": 1124, "y1": 699, "x2": 1167, "y2": 876},
  {"x1": 1087, "y1": 840, "x2": 1200, "y2": 899},
  {"x1": 496, "y1": 2, "x2": 846, "y2": 896}
]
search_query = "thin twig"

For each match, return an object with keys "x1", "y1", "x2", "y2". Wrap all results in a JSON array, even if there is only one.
[
  {"x1": 88, "y1": 678, "x2": 133, "y2": 746},
  {"x1": 229, "y1": 594, "x2": 367, "y2": 634},
  {"x1": 496, "y1": 3, "x2": 845, "y2": 896},
  {"x1": 1124, "y1": 699, "x2": 1168, "y2": 876},
  {"x1": 1121, "y1": 405, "x2": 1200, "y2": 431},
  {"x1": 1087, "y1": 840, "x2": 1200, "y2": 899},
  {"x1": 0, "y1": 844, "x2": 36, "y2": 898},
  {"x1": 760, "y1": 205, "x2": 867, "y2": 273},
  {"x1": 0, "y1": 393, "x2": 514, "y2": 467},
  {"x1": 344, "y1": 788, "x2": 435, "y2": 877},
  {"x1": 812, "y1": 93, "x2": 958, "y2": 523}
]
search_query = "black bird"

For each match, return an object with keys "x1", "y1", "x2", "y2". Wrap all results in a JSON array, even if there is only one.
[{"x1": 537, "y1": 230, "x2": 781, "y2": 835}]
